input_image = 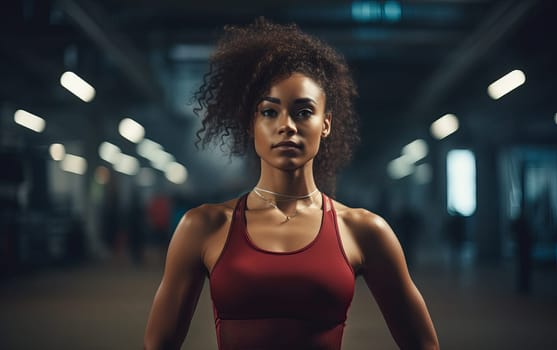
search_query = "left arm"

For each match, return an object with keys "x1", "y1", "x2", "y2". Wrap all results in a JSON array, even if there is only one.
[{"x1": 349, "y1": 210, "x2": 439, "y2": 350}]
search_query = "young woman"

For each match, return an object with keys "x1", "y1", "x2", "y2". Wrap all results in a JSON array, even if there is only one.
[{"x1": 144, "y1": 18, "x2": 439, "y2": 350}]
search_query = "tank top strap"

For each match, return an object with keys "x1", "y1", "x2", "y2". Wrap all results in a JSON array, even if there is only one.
[
  {"x1": 322, "y1": 193, "x2": 337, "y2": 224},
  {"x1": 223, "y1": 193, "x2": 250, "y2": 249},
  {"x1": 322, "y1": 193, "x2": 355, "y2": 275},
  {"x1": 235, "y1": 192, "x2": 249, "y2": 221},
  {"x1": 320, "y1": 193, "x2": 337, "y2": 241}
]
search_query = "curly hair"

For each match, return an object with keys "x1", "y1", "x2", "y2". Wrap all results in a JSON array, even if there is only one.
[{"x1": 194, "y1": 17, "x2": 359, "y2": 195}]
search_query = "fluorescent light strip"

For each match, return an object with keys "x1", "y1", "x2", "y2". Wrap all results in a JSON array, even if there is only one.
[
  {"x1": 165, "y1": 162, "x2": 188, "y2": 184},
  {"x1": 119, "y1": 117, "x2": 145, "y2": 143},
  {"x1": 49, "y1": 143, "x2": 66, "y2": 161},
  {"x1": 113, "y1": 153, "x2": 140, "y2": 175},
  {"x1": 61, "y1": 154, "x2": 87, "y2": 175},
  {"x1": 60, "y1": 71, "x2": 96, "y2": 102},
  {"x1": 402, "y1": 139, "x2": 428, "y2": 163},
  {"x1": 99, "y1": 142, "x2": 121, "y2": 164},
  {"x1": 137, "y1": 138, "x2": 162, "y2": 160},
  {"x1": 431, "y1": 114, "x2": 459, "y2": 140},
  {"x1": 14, "y1": 109, "x2": 45, "y2": 133},
  {"x1": 151, "y1": 150, "x2": 175, "y2": 171},
  {"x1": 487, "y1": 69, "x2": 526, "y2": 100},
  {"x1": 387, "y1": 155, "x2": 414, "y2": 180}
]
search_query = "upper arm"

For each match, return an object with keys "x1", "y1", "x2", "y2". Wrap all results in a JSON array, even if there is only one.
[
  {"x1": 353, "y1": 211, "x2": 439, "y2": 350},
  {"x1": 143, "y1": 206, "x2": 212, "y2": 350}
]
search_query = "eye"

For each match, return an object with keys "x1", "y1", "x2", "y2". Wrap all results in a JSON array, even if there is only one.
[
  {"x1": 295, "y1": 109, "x2": 313, "y2": 119},
  {"x1": 260, "y1": 108, "x2": 277, "y2": 117}
]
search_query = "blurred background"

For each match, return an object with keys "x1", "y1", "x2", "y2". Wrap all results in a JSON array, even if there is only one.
[{"x1": 1, "y1": 0, "x2": 556, "y2": 349}]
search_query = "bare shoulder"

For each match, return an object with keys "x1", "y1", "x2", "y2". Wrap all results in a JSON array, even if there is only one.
[
  {"x1": 331, "y1": 199, "x2": 400, "y2": 264},
  {"x1": 175, "y1": 198, "x2": 239, "y2": 240},
  {"x1": 331, "y1": 199, "x2": 392, "y2": 240},
  {"x1": 164, "y1": 197, "x2": 241, "y2": 273}
]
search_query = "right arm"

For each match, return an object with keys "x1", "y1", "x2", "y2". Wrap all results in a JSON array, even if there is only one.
[{"x1": 143, "y1": 206, "x2": 210, "y2": 350}]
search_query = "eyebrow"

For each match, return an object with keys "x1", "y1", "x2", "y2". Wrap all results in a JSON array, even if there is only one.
[{"x1": 261, "y1": 97, "x2": 317, "y2": 105}]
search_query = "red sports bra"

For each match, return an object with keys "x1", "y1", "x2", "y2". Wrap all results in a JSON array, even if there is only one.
[{"x1": 209, "y1": 193, "x2": 355, "y2": 350}]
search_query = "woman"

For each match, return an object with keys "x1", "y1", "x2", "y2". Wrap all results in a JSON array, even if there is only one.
[{"x1": 144, "y1": 18, "x2": 439, "y2": 350}]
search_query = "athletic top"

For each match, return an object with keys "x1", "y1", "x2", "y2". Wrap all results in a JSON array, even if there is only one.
[{"x1": 209, "y1": 193, "x2": 355, "y2": 350}]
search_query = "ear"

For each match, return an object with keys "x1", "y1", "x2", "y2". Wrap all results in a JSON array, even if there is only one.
[{"x1": 321, "y1": 112, "x2": 332, "y2": 138}]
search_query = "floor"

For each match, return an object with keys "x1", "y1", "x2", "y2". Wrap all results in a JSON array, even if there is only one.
[{"x1": 1, "y1": 251, "x2": 556, "y2": 350}]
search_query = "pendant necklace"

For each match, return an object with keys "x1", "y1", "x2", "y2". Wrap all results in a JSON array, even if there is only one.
[{"x1": 252, "y1": 187, "x2": 319, "y2": 222}]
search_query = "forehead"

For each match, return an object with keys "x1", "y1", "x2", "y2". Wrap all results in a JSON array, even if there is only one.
[{"x1": 266, "y1": 73, "x2": 325, "y2": 102}]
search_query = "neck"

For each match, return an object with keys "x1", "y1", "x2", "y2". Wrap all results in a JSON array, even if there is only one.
[{"x1": 256, "y1": 160, "x2": 318, "y2": 197}]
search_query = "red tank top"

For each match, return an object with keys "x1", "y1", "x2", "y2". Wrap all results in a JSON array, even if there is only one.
[{"x1": 209, "y1": 193, "x2": 355, "y2": 350}]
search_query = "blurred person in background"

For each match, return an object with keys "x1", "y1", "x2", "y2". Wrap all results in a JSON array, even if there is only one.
[
  {"x1": 144, "y1": 18, "x2": 438, "y2": 350},
  {"x1": 127, "y1": 189, "x2": 146, "y2": 265},
  {"x1": 512, "y1": 210, "x2": 532, "y2": 294},
  {"x1": 394, "y1": 204, "x2": 423, "y2": 268},
  {"x1": 444, "y1": 213, "x2": 466, "y2": 269},
  {"x1": 147, "y1": 193, "x2": 172, "y2": 257}
]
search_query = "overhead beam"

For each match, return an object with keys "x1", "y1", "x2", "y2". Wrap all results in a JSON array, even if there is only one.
[
  {"x1": 405, "y1": 0, "x2": 538, "y2": 122},
  {"x1": 58, "y1": 0, "x2": 163, "y2": 101}
]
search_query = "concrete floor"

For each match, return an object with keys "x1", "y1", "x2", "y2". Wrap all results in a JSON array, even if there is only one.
[{"x1": 1, "y1": 253, "x2": 556, "y2": 350}]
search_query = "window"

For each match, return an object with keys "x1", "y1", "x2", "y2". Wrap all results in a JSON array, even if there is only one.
[{"x1": 447, "y1": 150, "x2": 476, "y2": 216}]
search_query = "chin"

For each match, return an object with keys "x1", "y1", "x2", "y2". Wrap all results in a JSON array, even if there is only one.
[{"x1": 272, "y1": 157, "x2": 313, "y2": 172}]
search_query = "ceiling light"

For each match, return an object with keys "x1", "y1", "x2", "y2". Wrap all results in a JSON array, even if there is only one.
[
  {"x1": 14, "y1": 109, "x2": 45, "y2": 133},
  {"x1": 487, "y1": 69, "x2": 526, "y2": 100},
  {"x1": 113, "y1": 153, "x2": 140, "y2": 175},
  {"x1": 352, "y1": 1, "x2": 381, "y2": 22},
  {"x1": 165, "y1": 162, "x2": 188, "y2": 184},
  {"x1": 151, "y1": 150, "x2": 175, "y2": 171},
  {"x1": 387, "y1": 155, "x2": 414, "y2": 180},
  {"x1": 99, "y1": 142, "x2": 121, "y2": 164},
  {"x1": 137, "y1": 138, "x2": 162, "y2": 160},
  {"x1": 60, "y1": 71, "x2": 96, "y2": 102},
  {"x1": 383, "y1": 1, "x2": 402, "y2": 22},
  {"x1": 402, "y1": 139, "x2": 428, "y2": 163},
  {"x1": 118, "y1": 118, "x2": 145, "y2": 143},
  {"x1": 61, "y1": 154, "x2": 87, "y2": 175},
  {"x1": 49, "y1": 143, "x2": 66, "y2": 161},
  {"x1": 431, "y1": 113, "x2": 459, "y2": 140}
]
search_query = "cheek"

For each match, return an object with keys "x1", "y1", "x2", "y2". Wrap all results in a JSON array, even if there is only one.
[
  {"x1": 307, "y1": 120, "x2": 326, "y2": 140},
  {"x1": 253, "y1": 123, "x2": 268, "y2": 141},
  {"x1": 252, "y1": 124, "x2": 271, "y2": 153}
]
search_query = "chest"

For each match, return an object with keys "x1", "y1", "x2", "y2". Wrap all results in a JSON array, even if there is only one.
[
  {"x1": 209, "y1": 209, "x2": 355, "y2": 321},
  {"x1": 244, "y1": 208, "x2": 323, "y2": 253}
]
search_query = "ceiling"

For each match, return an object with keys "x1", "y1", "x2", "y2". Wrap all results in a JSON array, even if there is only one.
[{"x1": 1, "y1": 0, "x2": 555, "y2": 194}]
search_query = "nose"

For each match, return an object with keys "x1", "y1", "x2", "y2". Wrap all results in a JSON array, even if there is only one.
[{"x1": 277, "y1": 112, "x2": 297, "y2": 135}]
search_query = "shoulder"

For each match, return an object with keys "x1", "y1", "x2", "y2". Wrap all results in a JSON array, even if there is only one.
[
  {"x1": 331, "y1": 200, "x2": 392, "y2": 240},
  {"x1": 169, "y1": 197, "x2": 240, "y2": 253},
  {"x1": 176, "y1": 198, "x2": 239, "y2": 238},
  {"x1": 331, "y1": 199, "x2": 400, "y2": 264}
]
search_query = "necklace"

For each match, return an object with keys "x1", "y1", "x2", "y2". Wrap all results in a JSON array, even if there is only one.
[
  {"x1": 253, "y1": 187, "x2": 320, "y2": 200},
  {"x1": 252, "y1": 187, "x2": 319, "y2": 222}
]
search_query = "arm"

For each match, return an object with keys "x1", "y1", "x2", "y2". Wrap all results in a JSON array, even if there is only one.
[
  {"x1": 354, "y1": 211, "x2": 439, "y2": 350},
  {"x1": 143, "y1": 207, "x2": 209, "y2": 350}
]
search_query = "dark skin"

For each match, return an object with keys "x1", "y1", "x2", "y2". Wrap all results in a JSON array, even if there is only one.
[{"x1": 144, "y1": 74, "x2": 439, "y2": 350}]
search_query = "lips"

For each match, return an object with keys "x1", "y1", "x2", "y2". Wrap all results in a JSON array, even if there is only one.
[{"x1": 273, "y1": 141, "x2": 301, "y2": 148}]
